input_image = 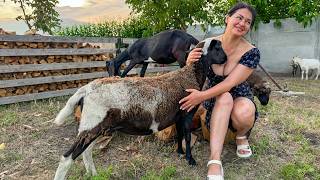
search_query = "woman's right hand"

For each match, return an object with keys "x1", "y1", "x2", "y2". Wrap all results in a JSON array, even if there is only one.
[{"x1": 186, "y1": 48, "x2": 202, "y2": 66}]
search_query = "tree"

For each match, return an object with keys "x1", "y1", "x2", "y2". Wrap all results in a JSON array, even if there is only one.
[
  {"x1": 3, "y1": 0, "x2": 61, "y2": 34},
  {"x1": 233, "y1": 0, "x2": 320, "y2": 27},
  {"x1": 126, "y1": 0, "x2": 320, "y2": 35},
  {"x1": 125, "y1": 0, "x2": 231, "y2": 34}
]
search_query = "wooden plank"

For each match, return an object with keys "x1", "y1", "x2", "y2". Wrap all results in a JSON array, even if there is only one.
[
  {"x1": 0, "y1": 88, "x2": 78, "y2": 105},
  {"x1": 0, "y1": 72, "x2": 107, "y2": 88},
  {"x1": 0, "y1": 35, "x2": 119, "y2": 43},
  {"x1": 0, "y1": 66, "x2": 179, "y2": 88},
  {"x1": 0, "y1": 61, "x2": 106, "y2": 73},
  {"x1": 0, "y1": 48, "x2": 116, "y2": 56},
  {"x1": 122, "y1": 38, "x2": 138, "y2": 44},
  {"x1": 0, "y1": 66, "x2": 180, "y2": 105}
]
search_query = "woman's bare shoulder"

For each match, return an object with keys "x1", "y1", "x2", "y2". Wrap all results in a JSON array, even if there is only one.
[
  {"x1": 241, "y1": 38, "x2": 256, "y2": 48},
  {"x1": 211, "y1": 35, "x2": 222, "y2": 41}
]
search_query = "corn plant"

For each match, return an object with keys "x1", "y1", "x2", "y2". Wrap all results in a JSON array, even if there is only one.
[{"x1": 55, "y1": 17, "x2": 155, "y2": 38}]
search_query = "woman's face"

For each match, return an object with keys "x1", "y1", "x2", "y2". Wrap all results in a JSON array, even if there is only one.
[{"x1": 225, "y1": 8, "x2": 253, "y2": 36}]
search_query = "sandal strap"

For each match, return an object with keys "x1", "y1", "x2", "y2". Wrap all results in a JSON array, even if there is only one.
[
  {"x1": 236, "y1": 136, "x2": 247, "y2": 140},
  {"x1": 207, "y1": 160, "x2": 222, "y2": 167},
  {"x1": 237, "y1": 144, "x2": 251, "y2": 150},
  {"x1": 207, "y1": 175, "x2": 224, "y2": 180}
]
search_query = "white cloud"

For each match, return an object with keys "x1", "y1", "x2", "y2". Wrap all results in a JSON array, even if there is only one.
[
  {"x1": 57, "y1": 0, "x2": 131, "y2": 23},
  {"x1": 58, "y1": 0, "x2": 86, "y2": 7},
  {"x1": 0, "y1": 0, "x2": 131, "y2": 34}
]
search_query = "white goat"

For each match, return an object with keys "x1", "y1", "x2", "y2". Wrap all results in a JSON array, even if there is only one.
[{"x1": 291, "y1": 56, "x2": 320, "y2": 80}]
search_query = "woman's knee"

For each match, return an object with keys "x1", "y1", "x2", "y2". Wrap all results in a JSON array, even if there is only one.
[
  {"x1": 215, "y1": 92, "x2": 233, "y2": 108},
  {"x1": 231, "y1": 100, "x2": 255, "y2": 128}
]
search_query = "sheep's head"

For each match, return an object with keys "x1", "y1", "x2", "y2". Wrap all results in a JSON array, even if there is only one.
[
  {"x1": 196, "y1": 39, "x2": 227, "y2": 66},
  {"x1": 253, "y1": 81, "x2": 271, "y2": 106}
]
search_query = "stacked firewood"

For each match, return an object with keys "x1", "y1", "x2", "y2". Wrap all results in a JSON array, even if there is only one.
[
  {"x1": 0, "y1": 55, "x2": 110, "y2": 65},
  {"x1": 0, "y1": 41, "x2": 114, "y2": 98},
  {"x1": 0, "y1": 41, "x2": 100, "y2": 49},
  {"x1": 0, "y1": 79, "x2": 95, "y2": 97}
]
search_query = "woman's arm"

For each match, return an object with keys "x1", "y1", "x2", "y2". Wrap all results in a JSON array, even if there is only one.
[
  {"x1": 179, "y1": 64, "x2": 254, "y2": 112},
  {"x1": 202, "y1": 64, "x2": 254, "y2": 100}
]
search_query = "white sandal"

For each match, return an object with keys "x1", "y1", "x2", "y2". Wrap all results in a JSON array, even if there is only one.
[
  {"x1": 236, "y1": 136, "x2": 252, "y2": 158},
  {"x1": 207, "y1": 160, "x2": 224, "y2": 180}
]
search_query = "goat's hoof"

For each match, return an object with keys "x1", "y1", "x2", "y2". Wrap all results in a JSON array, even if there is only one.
[{"x1": 187, "y1": 157, "x2": 197, "y2": 166}]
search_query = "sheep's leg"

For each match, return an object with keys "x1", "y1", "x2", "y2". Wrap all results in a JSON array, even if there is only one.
[
  {"x1": 139, "y1": 62, "x2": 149, "y2": 77},
  {"x1": 54, "y1": 131, "x2": 101, "y2": 180},
  {"x1": 183, "y1": 109, "x2": 197, "y2": 166},
  {"x1": 54, "y1": 155, "x2": 73, "y2": 180},
  {"x1": 301, "y1": 70, "x2": 304, "y2": 80},
  {"x1": 315, "y1": 69, "x2": 319, "y2": 80},
  {"x1": 82, "y1": 140, "x2": 97, "y2": 176},
  {"x1": 306, "y1": 69, "x2": 309, "y2": 80},
  {"x1": 176, "y1": 116, "x2": 185, "y2": 155}
]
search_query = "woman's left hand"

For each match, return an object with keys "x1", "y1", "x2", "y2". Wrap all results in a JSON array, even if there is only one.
[{"x1": 179, "y1": 89, "x2": 204, "y2": 112}]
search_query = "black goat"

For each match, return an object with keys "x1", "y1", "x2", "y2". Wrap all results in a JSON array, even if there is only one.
[{"x1": 106, "y1": 29, "x2": 199, "y2": 77}]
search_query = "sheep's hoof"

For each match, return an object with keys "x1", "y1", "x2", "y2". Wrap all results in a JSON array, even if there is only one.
[
  {"x1": 177, "y1": 153, "x2": 184, "y2": 159},
  {"x1": 176, "y1": 148, "x2": 184, "y2": 155},
  {"x1": 187, "y1": 157, "x2": 197, "y2": 166}
]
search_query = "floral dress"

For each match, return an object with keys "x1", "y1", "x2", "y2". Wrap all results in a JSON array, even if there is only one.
[{"x1": 203, "y1": 48, "x2": 260, "y2": 136}]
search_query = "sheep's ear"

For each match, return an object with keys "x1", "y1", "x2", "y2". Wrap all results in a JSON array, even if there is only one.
[
  {"x1": 195, "y1": 41, "x2": 205, "y2": 48},
  {"x1": 198, "y1": 38, "x2": 216, "y2": 55},
  {"x1": 211, "y1": 40, "x2": 221, "y2": 49}
]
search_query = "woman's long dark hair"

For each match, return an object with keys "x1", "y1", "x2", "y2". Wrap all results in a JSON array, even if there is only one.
[{"x1": 227, "y1": 2, "x2": 257, "y2": 29}]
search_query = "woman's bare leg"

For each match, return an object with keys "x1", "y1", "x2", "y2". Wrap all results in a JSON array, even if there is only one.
[
  {"x1": 231, "y1": 97, "x2": 255, "y2": 155},
  {"x1": 208, "y1": 92, "x2": 234, "y2": 175}
]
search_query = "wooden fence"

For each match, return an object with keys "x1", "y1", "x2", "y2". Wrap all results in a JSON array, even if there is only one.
[{"x1": 0, "y1": 35, "x2": 178, "y2": 105}]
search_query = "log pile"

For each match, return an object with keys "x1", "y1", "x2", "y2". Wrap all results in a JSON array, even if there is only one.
[
  {"x1": 0, "y1": 40, "x2": 114, "y2": 98},
  {"x1": 0, "y1": 41, "x2": 102, "y2": 50}
]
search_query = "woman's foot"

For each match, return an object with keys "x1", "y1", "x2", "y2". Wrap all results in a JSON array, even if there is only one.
[
  {"x1": 208, "y1": 163, "x2": 222, "y2": 175},
  {"x1": 236, "y1": 136, "x2": 252, "y2": 158},
  {"x1": 207, "y1": 160, "x2": 224, "y2": 180}
]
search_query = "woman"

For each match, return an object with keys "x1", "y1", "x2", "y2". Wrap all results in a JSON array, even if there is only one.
[{"x1": 179, "y1": 2, "x2": 260, "y2": 180}]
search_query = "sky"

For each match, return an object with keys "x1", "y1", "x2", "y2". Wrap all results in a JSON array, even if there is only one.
[{"x1": 0, "y1": 0, "x2": 131, "y2": 34}]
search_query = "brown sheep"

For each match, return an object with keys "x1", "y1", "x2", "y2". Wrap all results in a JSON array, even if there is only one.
[
  {"x1": 247, "y1": 71, "x2": 271, "y2": 105},
  {"x1": 53, "y1": 39, "x2": 227, "y2": 179}
]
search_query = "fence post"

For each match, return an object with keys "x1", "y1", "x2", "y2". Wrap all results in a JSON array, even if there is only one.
[{"x1": 116, "y1": 37, "x2": 122, "y2": 56}]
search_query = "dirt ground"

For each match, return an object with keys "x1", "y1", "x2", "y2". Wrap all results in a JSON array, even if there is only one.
[{"x1": 0, "y1": 76, "x2": 319, "y2": 179}]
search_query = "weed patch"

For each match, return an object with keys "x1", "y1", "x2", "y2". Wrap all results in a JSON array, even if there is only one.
[{"x1": 280, "y1": 161, "x2": 320, "y2": 180}]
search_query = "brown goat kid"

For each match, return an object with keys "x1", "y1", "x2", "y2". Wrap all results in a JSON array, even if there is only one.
[{"x1": 53, "y1": 39, "x2": 227, "y2": 179}]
